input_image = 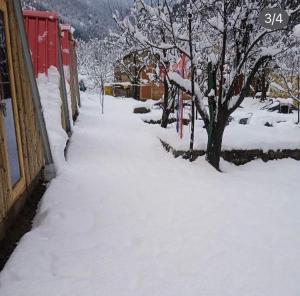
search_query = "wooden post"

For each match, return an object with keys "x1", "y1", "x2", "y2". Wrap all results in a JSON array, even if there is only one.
[
  {"x1": 297, "y1": 65, "x2": 299, "y2": 124},
  {"x1": 297, "y1": 42, "x2": 300, "y2": 124},
  {"x1": 188, "y1": 7, "x2": 195, "y2": 162}
]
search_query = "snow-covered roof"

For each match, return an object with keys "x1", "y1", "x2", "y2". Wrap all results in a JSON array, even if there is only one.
[{"x1": 105, "y1": 82, "x2": 132, "y2": 87}]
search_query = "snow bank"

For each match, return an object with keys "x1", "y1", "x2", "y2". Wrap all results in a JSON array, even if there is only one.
[
  {"x1": 156, "y1": 97, "x2": 300, "y2": 152},
  {"x1": 133, "y1": 99, "x2": 158, "y2": 110},
  {"x1": 37, "y1": 66, "x2": 69, "y2": 172},
  {"x1": 293, "y1": 24, "x2": 300, "y2": 38},
  {"x1": 0, "y1": 94, "x2": 300, "y2": 296},
  {"x1": 270, "y1": 81, "x2": 285, "y2": 92}
]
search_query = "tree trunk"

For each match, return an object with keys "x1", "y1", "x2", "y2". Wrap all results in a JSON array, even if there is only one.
[
  {"x1": 206, "y1": 111, "x2": 227, "y2": 171},
  {"x1": 132, "y1": 52, "x2": 139, "y2": 101},
  {"x1": 261, "y1": 69, "x2": 268, "y2": 101},
  {"x1": 132, "y1": 78, "x2": 139, "y2": 101},
  {"x1": 161, "y1": 79, "x2": 170, "y2": 128},
  {"x1": 134, "y1": 85, "x2": 139, "y2": 101}
]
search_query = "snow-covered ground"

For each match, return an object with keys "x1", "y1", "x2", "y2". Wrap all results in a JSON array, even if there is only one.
[
  {"x1": 148, "y1": 98, "x2": 300, "y2": 151},
  {"x1": 0, "y1": 94, "x2": 300, "y2": 296}
]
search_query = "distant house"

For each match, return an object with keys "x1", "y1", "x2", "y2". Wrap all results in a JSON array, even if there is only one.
[
  {"x1": 269, "y1": 74, "x2": 299, "y2": 103},
  {"x1": 251, "y1": 67, "x2": 299, "y2": 104},
  {"x1": 110, "y1": 51, "x2": 164, "y2": 101}
]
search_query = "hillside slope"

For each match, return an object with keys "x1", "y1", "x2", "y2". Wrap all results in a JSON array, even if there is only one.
[{"x1": 21, "y1": 0, "x2": 124, "y2": 40}]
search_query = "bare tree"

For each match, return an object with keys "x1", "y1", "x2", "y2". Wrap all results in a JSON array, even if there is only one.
[
  {"x1": 169, "y1": 0, "x2": 300, "y2": 170},
  {"x1": 114, "y1": 0, "x2": 300, "y2": 170}
]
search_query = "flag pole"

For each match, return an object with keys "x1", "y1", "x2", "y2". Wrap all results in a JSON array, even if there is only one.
[
  {"x1": 100, "y1": 76, "x2": 104, "y2": 115},
  {"x1": 188, "y1": 5, "x2": 195, "y2": 161}
]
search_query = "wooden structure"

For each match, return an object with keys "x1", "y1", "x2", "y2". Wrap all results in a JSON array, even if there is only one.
[
  {"x1": 139, "y1": 67, "x2": 164, "y2": 100},
  {"x1": 23, "y1": 10, "x2": 71, "y2": 134},
  {"x1": 104, "y1": 84, "x2": 113, "y2": 96},
  {"x1": 61, "y1": 25, "x2": 81, "y2": 120},
  {"x1": 114, "y1": 51, "x2": 164, "y2": 101},
  {"x1": 0, "y1": 0, "x2": 50, "y2": 240},
  {"x1": 139, "y1": 83, "x2": 164, "y2": 100},
  {"x1": 110, "y1": 82, "x2": 133, "y2": 98}
]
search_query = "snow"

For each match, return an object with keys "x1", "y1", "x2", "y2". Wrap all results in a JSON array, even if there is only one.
[
  {"x1": 37, "y1": 66, "x2": 69, "y2": 172},
  {"x1": 133, "y1": 99, "x2": 157, "y2": 110},
  {"x1": 275, "y1": 98, "x2": 294, "y2": 106},
  {"x1": 169, "y1": 72, "x2": 191, "y2": 91},
  {"x1": 168, "y1": 71, "x2": 208, "y2": 117},
  {"x1": 208, "y1": 89, "x2": 215, "y2": 97},
  {"x1": 260, "y1": 46, "x2": 283, "y2": 56},
  {"x1": 228, "y1": 95, "x2": 239, "y2": 109},
  {"x1": 158, "y1": 97, "x2": 300, "y2": 152},
  {"x1": 293, "y1": 24, "x2": 300, "y2": 38},
  {"x1": 270, "y1": 81, "x2": 285, "y2": 92},
  {"x1": 1, "y1": 94, "x2": 300, "y2": 296},
  {"x1": 38, "y1": 31, "x2": 48, "y2": 43}
]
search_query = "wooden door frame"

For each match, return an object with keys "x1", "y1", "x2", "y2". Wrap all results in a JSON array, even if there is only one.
[{"x1": 0, "y1": 0, "x2": 26, "y2": 202}]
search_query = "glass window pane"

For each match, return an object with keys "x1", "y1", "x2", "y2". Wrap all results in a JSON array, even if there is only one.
[{"x1": 0, "y1": 11, "x2": 21, "y2": 187}]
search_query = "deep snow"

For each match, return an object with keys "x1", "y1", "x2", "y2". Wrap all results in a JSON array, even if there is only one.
[
  {"x1": 0, "y1": 93, "x2": 300, "y2": 296},
  {"x1": 151, "y1": 97, "x2": 300, "y2": 151},
  {"x1": 37, "y1": 67, "x2": 69, "y2": 172}
]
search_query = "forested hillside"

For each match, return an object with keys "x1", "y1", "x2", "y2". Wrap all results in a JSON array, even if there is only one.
[{"x1": 21, "y1": 0, "x2": 127, "y2": 40}]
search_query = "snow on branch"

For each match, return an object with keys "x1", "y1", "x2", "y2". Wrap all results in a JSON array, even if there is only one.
[{"x1": 168, "y1": 72, "x2": 209, "y2": 125}]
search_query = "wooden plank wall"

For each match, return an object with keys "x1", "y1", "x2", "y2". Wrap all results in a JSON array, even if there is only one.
[
  {"x1": 73, "y1": 47, "x2": 81, "y2": 107},
  {"x1": 69, "y1": 69, "x2": 78, "y2": 120},
  {"x1": 59, "y1": 79, "x2": 68, "y2": 132},
  {"x1": 0, "y1": 0, "x2": 45, "y2": 226},
  {"x1": 0, "y1": 123, "x2": 10, "y2": 223},
  {"x1": 69, "y1": 45, "x2": 79, "y2": 120},
  {"x1": 8, "y1": 0, "x2": 44, "y2": 185}
]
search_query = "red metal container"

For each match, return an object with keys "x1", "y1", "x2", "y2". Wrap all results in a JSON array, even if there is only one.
[
  {"x1": 23, "y1": 10, "x2": 60, "y2": 77},
  {"x1": 23, "y1": 10, "x2": 73, "y2": 133}
]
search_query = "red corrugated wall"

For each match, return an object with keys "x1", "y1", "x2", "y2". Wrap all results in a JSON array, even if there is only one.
[{"x1": 23, "y1": 10, "x2": 59, "y2": 77}]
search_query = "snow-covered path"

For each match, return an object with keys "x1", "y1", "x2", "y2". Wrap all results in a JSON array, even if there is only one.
[{"x1": 1, "y1": 94, "x2": 300, "y2": 296}]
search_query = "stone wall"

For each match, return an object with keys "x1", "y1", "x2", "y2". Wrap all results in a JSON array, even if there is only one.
[{"x1": 160, "y1": 140, "x2": 300, "y2": 165}]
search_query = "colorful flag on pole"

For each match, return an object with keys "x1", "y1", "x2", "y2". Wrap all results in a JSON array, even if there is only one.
[
  {"x1": 177, "y1": 55, "x2": 186, "y2": 78},
  {"x1": 174, "y1": 55, "x2": 186, "y2": 139},
  {"x1": 159, "y1": 65, "x2": 166, "y2": 81}
]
